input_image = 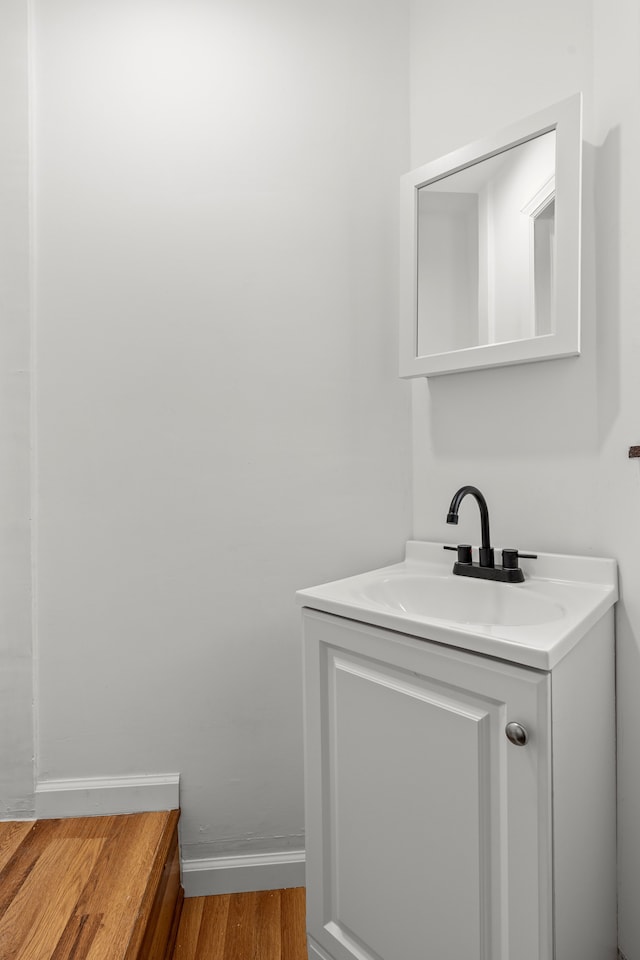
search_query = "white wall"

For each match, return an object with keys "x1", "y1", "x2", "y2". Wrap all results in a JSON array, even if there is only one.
[
  {"x1": 31, "y1": 0, "x2": 412, "y2": 862},
  {"x1": 408, "y1": 0, "x2": 640, "y2": 955},
  {"x1": 418, "y1": 192, "x2": 479, "y2": 353},
  {"x1": 0, "y1": 0, "x2": 33, "y2": 819},
  {"x1": 592, "y1": 4, "x2": 640, "y2": 955}
]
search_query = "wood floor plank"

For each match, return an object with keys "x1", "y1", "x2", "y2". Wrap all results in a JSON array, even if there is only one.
[
  {"x1": 0, "y1": 822, "x2": 34, "y2": 873},
  {"x1": 281, "y1": 888, "x2": 307, "y2": 960},
  {"x1": 171, "y1": 888, "x2": 307, "y2": 960},
  {"x1": 0, "y1": 817, "x2": 111, "y2": 918},
  {"x1": 255, "y1": 890, "x2": 282, "y2": 960},
  {"x1": 65, "y1": 815, "x2": 139, "y2": 922},
  {"x1": 35, "y1": 817, "x2": 94, "y2": 840},
  {"x1": 194, "y1": 893, "x2": 230, "y2": 959},
  {"x1": 0, "y1": 837, "x2": 105, "y2": 960},
  {"x1": 0, "y1": 820, "x2": 61, "y2": 917},
  {"x1": 74, "y1": 813, "x2": 168, "y2": 916},
  {"x1": 81, "y1": 811, "x2": 174, "y2": 960},
  {"x1": 173, "y1": 898, "x2": 205, "y2": 960},
  {"x1": 166, "y1": 887, "x2": 185, "y2": 960},
  {"x1": 222, "y1": 891, "x2": 258, "y2": 960},
  {"x1": 52, "y1": 814, "x2": 120, "y2": 841},
  {"x1": 124, "y1": 810, "x2": 180, "y2": 960},
  {"x1": 50, "y1": 913, "x2": 105, "y2": 960},
  {"x1": 139, "y1": 829, "x2": 183, "y2": 960}
]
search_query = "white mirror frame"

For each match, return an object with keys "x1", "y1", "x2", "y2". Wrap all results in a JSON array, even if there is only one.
[{"x1": 399, "y1": 93, "x2": 582, "y2": 378}]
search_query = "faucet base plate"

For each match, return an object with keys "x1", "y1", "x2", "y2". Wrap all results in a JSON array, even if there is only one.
[{"x1": 452, "y1": 561, "x2": 525, "y2": 584}]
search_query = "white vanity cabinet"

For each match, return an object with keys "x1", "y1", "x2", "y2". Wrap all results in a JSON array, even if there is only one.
[{"x1": 301, "y1": 605, "x2": 617, "y2": 960}]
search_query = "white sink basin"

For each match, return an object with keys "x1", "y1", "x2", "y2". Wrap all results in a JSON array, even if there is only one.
[
  {"x1": 297, "y1": 541, "x2": 618, "y2": 669},
  {"x1": 359, "y1": 572, "x2": 564, "y2": 626}
]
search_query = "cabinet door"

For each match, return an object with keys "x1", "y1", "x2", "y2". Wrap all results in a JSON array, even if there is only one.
[{"x1": 303, "y1": 611, "x2": 552, "y2": 960}]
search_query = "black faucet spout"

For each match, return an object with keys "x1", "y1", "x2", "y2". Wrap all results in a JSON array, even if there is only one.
[{"x1": 446, "y1": 485, "x2": 494, "y2": 568}]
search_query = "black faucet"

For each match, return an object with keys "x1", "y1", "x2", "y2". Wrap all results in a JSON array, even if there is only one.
[
  {"x1": 445, "y1": 485, "x2": 536, "y2": 583},
  {"x1": 447, "y1": 485, "x2": 494, "y2": 568}
]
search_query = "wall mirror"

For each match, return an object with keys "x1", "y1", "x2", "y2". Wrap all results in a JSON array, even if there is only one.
[{"x1": 399, "y1": 94, "x2": 582, "y2": 377}]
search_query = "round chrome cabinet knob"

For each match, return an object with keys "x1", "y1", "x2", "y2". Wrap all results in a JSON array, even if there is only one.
[{"x1": 505, "y1": 722, "x2": 529, "y2": 746}]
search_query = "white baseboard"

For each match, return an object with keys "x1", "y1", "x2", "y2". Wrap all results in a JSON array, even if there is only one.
[
  {"x1": 35, "y1": 773, "x2": 180, "y2": 819},
  {"x1": 182, "y1": 849, "x2": 306, "y2": 897}
]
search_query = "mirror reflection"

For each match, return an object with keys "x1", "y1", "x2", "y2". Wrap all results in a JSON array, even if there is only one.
[{"x1": 417, "y1": 130, "x2": 556, "y2": 357}]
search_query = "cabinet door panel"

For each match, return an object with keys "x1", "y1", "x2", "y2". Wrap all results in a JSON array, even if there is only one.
[
  {"x1": 330, "y1": 655, "x2": 489, "y2": 960},
  {"x1": 303, "y1": 611, "x2": 552, "y2": 960}
]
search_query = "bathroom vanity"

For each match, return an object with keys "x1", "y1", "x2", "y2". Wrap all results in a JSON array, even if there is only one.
[{"x1": 297, "y1": 542, "x2": 617, "y2": 960}]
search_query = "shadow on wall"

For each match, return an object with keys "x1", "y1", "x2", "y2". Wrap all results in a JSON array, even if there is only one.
[
  {"x1": 421, "y1": 134, "x2": 621, "y2": 462},
  {"x1": 593, "y1": 128, "x2": 621, "y2": 446}
]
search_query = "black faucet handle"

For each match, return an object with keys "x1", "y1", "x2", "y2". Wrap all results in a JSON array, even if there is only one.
[
  {"x1": 444, "y1": 544, "x2": 473, "y2": 565},
  {"x1": 502, "y1": 548, "x2": 538, "y2": 569}
]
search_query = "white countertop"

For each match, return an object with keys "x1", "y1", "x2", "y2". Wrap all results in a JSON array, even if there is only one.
[{"x1": 296, "y1": 541, "x2": 618, "y2": 670}]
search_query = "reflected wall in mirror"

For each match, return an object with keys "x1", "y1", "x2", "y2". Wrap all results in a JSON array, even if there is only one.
[{"x1": 400, "y1": 94, "x2": 581, "y2": 377}]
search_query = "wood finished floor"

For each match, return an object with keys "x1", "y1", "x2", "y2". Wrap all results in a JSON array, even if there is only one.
[
  {"x1": 172, "y1": 888, "x2": 308, "y2": 960},
  {"x1": 0, "y1": 810, "x2": 179, "y2": 960}
]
